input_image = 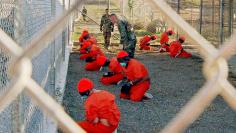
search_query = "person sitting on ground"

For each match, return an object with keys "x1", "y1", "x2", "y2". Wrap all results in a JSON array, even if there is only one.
[
  {"x1": 96, "y1": 56, "x2": 124, "y2": 85},
  {"x1": 159, "y1": 28, "x2": 175, "y2": 52},
  {"x1": 169, "y1": 36, "x2": 192, "y2": 58},
  {"x1": 77, "y1": 78, "x2": 120, "y2": 133},
  {"x1": 81, "y1": 43, "x2": 105, "y2": 71},
  {"x1": 79, "y1": 29, "x2": 90, "y2": 43},
  {"x1": 139, "y1": 35, "x2": 158, "y2": 50},
  {"x1": 79, "y1": 41, "x2": 93, "y2": 59},
  {"x1": 116, "y1": 51, "x2": 152, "y2": 102}
]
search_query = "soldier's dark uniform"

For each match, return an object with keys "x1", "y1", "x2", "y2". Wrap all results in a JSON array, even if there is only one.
[
  {"x1": 117, "y1": 18, "x2": 137, "y2": 58},
  {"x1": 82, "y1": 7, "x2": 87, "y2": 21},
  {"x1": 100, "y1": 14, "x2": 114, "y2": 49}
]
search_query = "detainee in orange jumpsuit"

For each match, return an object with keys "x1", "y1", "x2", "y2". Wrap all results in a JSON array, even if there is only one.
[
  {"x1": 77, "y1": 78, "x2": 120, "y2": 133},
  {"x1": 116, "y1": 51, "x2": 151, "y2": 102},
  {"x1": 139, "y1": 35, "x2": 158, "y2": 50},
  {"x1": 78, "y1": 30, "x2": 97, "y2": 54},
  {"x1": 79, "y1": 41, "x2": 93, "y2": 59},
  {"x1": 159, "y1": 28, "x2": 175, "y2": 52},
  {"x1": 96, "y1": 56, "x2": 124, "y2": 85},
  {"x1": 83, "y1": 45, "x2": 105, "y2": 71},
  {"x1": 169, "y1": 36, "x2": 192, "y2": 58},
  {"x1": 79, "y1": 30, "x2": 90, "y2": 43}
]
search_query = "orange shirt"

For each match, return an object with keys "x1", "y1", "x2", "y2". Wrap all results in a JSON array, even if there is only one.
[
  {"x1": 79, "y1": 30, "x2": 89, "y2": 42},
  {"x1": 139, "y1": 36, "x2": 151, "y2": 47},
  {"x1": 109, "y1": 57, "x2": 123, "y2": 74},
  {"x1": 169, "y1": 41, "x2": 183, "y2": 57},
  {"x1": 122, "y1": 59, "x2": 149, "y2": 81},
  {"x1": 85, "y1": 90, "x2": 120, "y2": 126},
  {"x1": 160, "y1": 32, "x2": 169, "y2": 45}
]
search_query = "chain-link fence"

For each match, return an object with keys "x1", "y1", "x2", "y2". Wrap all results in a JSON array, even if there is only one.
[
  {"x1": 1, "y1": 0, "x2": 236, "y2": 133},
  {"x1": 0, "y1": 0, "x2": 74, "y2": 132}
]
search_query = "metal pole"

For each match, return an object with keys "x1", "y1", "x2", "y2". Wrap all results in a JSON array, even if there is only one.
[
  {"x1": 120, "y1": 0, "x2": 124, "y2": 16},
  {"x1": 191, "y1": 0, "x2": 193, "y2": 25},
  {"x1": 220, "y1": 0, "x2": 225, "y2": 44},
  {"x1": 131, "y1": 0, "x2": 134, "y2": 24},
  {"x1": 229, "y1": 0, "x2": 233, "y2": 36},
  {"x1": 176, "y1": 0, "x2": 180, "y2": 39},
  {"x1": 62, "y1": 0, "x2": 66, "y2": 61},
  {"x1": 13, "y1": 0, "x2": 24, "y2": 132},
  {"x1": 50, "y1": 0, "x2": 56, "y2": 97},
  {"x1": 177, "y1": 0, "x2": 180, "y2": 14},
  {"x1": 107, "y1": 0, "x2": 110, "y2": 10},
  {"x1": 212, "y1": 0, "x2": 215, "y2": 33},
  {"x1": 199, "y1": 0, "x2": 203, "y2": 34},
  {"x1": 99, "y1": 0, "x2": 101, "y2": 16}
]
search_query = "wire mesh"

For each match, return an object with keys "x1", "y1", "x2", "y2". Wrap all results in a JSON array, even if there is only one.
[
  {"x1": 0, "y1": 0, "x2": 71, "y2": 133},
  {"x1": 0, "y1": 1, "x2": 15, "y2": 132},
  {"x1": 0, "y1": 0, "x2": 236, "y2": 133}
]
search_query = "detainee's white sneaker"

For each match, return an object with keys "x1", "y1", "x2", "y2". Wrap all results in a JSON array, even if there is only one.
[{"x1": 144, "y1": 92, "x2": 153, "y2": 99}]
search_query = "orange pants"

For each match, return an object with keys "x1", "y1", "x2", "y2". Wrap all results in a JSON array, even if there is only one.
[
  {"x1": 159, "y1": 44, "x2": 170, "y2": 52},
  {"x1": 85, "y1": 61, "x2": 100, "y2": 71},
  {"x1": 120, "y1": 81, "x2": 150, "y2": 102},
  {"x1": 178, "y1": 50, "x2": 192, "y2": 58},
  {"x1": 100, "y1": 73, "x2": 124, "y2": 85},
  {"x1": 78, "y1": 121, "x2": 117, "y2": 133},
  {"x1": 140, "y1": 46, "x2": 150, "y2": 50}
]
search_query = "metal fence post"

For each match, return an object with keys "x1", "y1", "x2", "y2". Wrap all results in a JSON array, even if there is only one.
[
  {"x1": 220, "y1": 0, "x2": 225, "y2": 44},
  {"x1": 176, "y1": 0, "x2": 180, "y2": 39},
  {"x1": 212, "y1": 0, "x2": 215, "y2": 33},
  {"x1": 199, "y1": 0, "x2": 203, "y2": 34},
  {"x1": 62, "y1": 0, "x2": 66, "y2": 61},
  {"x1": 229, "y1": 0, "x2": 233, "y2": 36},
  {"x1": 13, "y1": 0, "x2": 24, "y2": 132},
  {"x1": 50, "y1": 0, "x2": 56, "y2": 97}
]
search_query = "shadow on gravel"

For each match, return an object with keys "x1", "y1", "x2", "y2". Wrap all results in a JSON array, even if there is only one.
[{"x1": 62, "y1": 53, "x2": 236, "y2": 133}]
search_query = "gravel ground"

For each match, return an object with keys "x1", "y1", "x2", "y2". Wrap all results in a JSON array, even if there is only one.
[{"x1": 62, "y1": 52, "x2": 236, "y2": 133}]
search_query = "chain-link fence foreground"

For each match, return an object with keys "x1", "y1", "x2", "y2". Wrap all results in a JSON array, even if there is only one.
[
  {"x1": 0, "y1": 0, "x2": 85, "y2": 132},
  {"x1": 0, "y1": 0, "x2": 236, "y2": 133}
]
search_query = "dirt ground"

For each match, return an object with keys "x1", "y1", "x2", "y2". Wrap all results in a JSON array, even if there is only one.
[{"x1": 62, "y1": 50, "x2": 236, "y2": 133}]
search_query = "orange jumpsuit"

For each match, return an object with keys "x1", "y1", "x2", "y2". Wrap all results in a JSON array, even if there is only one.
[
  {"x1": 169, "y1": 41, "x2": 192, "y2": 58},
  {"x1": 79, "y1": 40, "x2": 91, "y2": 55},
  {"x1": 84, "y1": 45, "x2": 105, "y2": 71},
  {"x1": 78, "y1": 31, "x2": 97, "y2": 55},
  {"x1": 159, "y1": 32, "x2": 170, "y2": 52},
  {"x1": 79, "y1": 30, "x2": 89, "y2": 43},
  {"x1": 139, "y1": 36, "x2": 151, "y2": 50},
  {"x1": 120, "y1": 59, "x2": 150, "y2": 102},
  {"x1": 78, "y1": 90, "x2": 120, "y2": 133},
  {"x1": 100, "y1": 58, "x2": 124, "y2": 85}
]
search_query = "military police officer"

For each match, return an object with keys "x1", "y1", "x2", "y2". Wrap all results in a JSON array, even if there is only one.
[
  {"x1": 100, "y1": 9, "x2": 114, "y2": 49},
  {"x1": 109, "y1": 14, "x2": 137, "y2": 58}
]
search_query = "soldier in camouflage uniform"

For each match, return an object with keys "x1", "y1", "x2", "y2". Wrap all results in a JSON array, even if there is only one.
[
  {"x1": 100, "y1": 9, "x2": 114, "y2": 49},
  {"x1": 109, "y1": 14, "x2": 137, "y2": 58},
  {"x1": 81, "y1": 6, "x2": 87, "y2": 21}
]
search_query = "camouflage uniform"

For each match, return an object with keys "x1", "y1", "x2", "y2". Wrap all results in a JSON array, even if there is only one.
[
  {"x1": 100, "y1": 14, "x2": 114, "y2": 49},
  {"x1": 117, "y1": 18, "x2": 137, "y2": 58},
  {"x1": 82, "y1": 8, "x2": 87, "y2": 21}
]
